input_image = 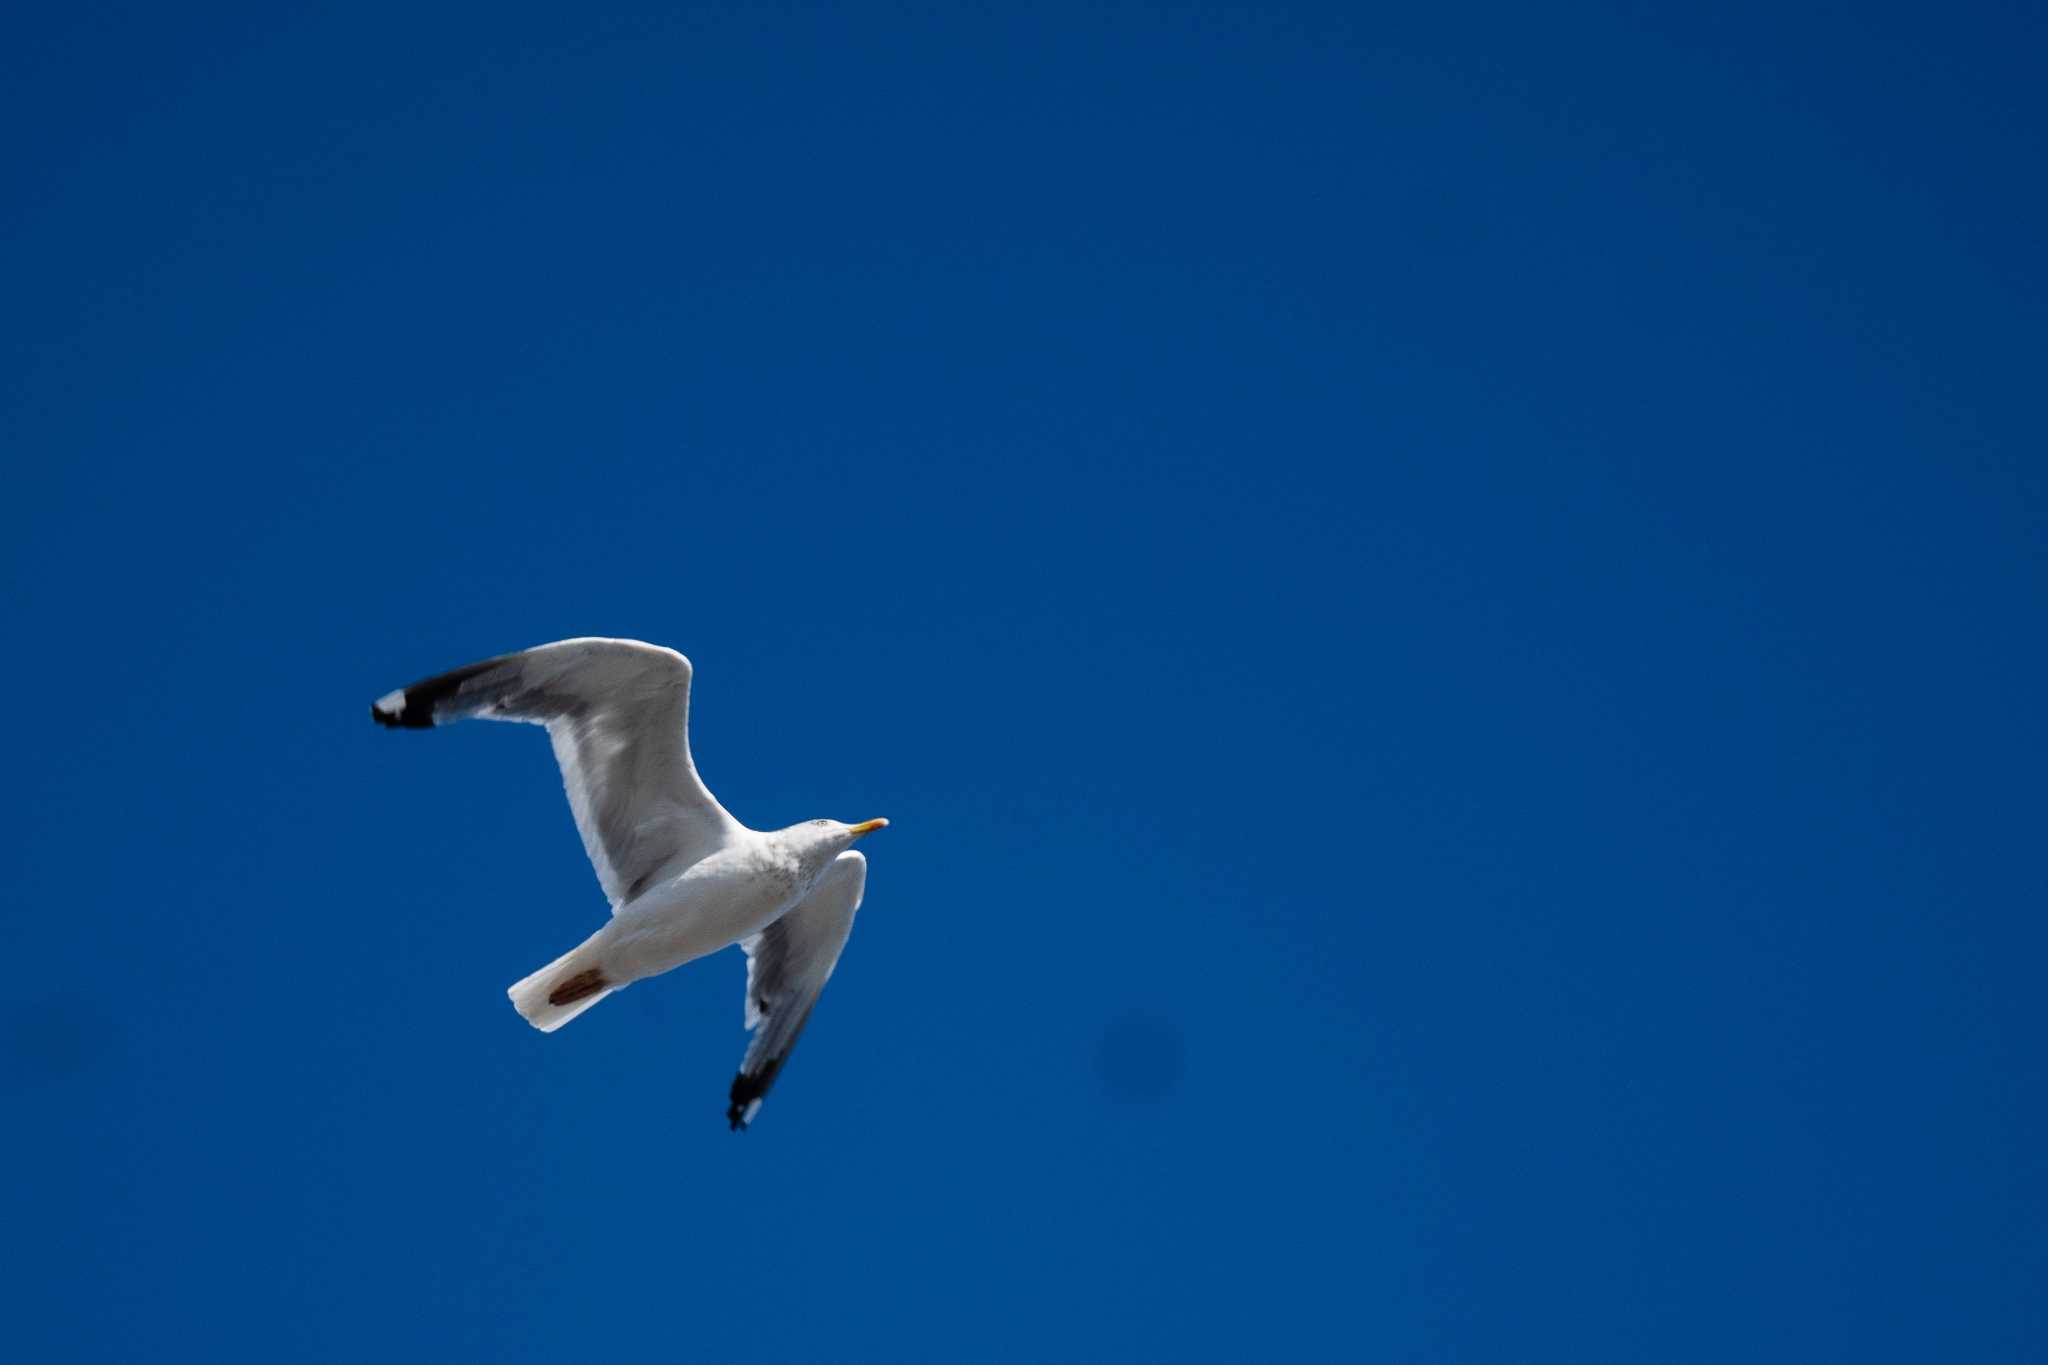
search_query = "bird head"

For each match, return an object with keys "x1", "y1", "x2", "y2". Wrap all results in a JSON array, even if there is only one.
[{"x1": 788, "y1": 817, "x2": 889, "y2": 874}]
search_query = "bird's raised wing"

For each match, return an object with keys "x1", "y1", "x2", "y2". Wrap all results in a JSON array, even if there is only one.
[
  {"x1": 371, "y1": 637, "x2": 740, "y2": 907},
  {"x1": 728, "y1": 850, "x2": 866, "y2": 1131}
]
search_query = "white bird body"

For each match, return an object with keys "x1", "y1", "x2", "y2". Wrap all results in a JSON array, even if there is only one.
[
  {"x1": 371, "y1": 637, "x2": 887, "y2": 1129},
  {"x1": 604, "y1": 833, "x2": 836, "y2": 987}
]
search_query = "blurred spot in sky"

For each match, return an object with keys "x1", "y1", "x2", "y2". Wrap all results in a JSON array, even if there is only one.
[
  {"x1": 2, "y1": 1000, "x2": 104, "y2": 1085},
  {"x1": 1097, "y1": 1010, "x2": 1184, "y2": 1101},
  {"x1": 1397, "y1": 180, "x2": 1503, "y2": 259}
]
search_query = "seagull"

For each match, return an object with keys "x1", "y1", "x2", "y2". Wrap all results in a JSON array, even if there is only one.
[{"x1": 370, "y1": 637, "x2": 887, "y2": 1130}]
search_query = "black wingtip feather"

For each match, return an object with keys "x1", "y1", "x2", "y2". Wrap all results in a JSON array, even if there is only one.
[
  {"x1": 370, "y1": 657, "x2": 504, "y2": 730},
  {"x1": 726, "y1": 1058, "x2": 786, "y2": 1132},
  {"x1": 370, "y1": 692, "x2": 435, "y2": 728}
]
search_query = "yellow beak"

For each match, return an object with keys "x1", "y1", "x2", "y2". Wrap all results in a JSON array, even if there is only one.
[{"x1": 847, "y1": 818, "x2": 890, "y2": 837}]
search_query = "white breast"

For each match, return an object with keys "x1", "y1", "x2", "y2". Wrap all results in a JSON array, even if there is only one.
[{"x1": 600, "y1": 836, "x2": 806, "y2": 982}]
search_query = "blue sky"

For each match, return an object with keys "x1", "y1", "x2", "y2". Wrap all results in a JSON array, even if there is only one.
[{"x1": 3, "y1": 3, "x2": 2043, "y2": 1361}]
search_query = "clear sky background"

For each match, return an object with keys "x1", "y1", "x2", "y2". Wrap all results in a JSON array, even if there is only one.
[{"x1": 4, "y1": 3, "x2": 2043, "y2": 1361}]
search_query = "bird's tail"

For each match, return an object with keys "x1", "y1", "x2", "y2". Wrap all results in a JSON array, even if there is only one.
[{"x1": 508, "y1": 931, "x2": 618, "y2": 1032}]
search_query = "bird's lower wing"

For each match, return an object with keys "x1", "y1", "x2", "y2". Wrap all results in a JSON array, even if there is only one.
[
  {"x1": 729, "y1": 851, "x2": 867, "y2": 1130},
  {"x1": 371, "y1": 637, "x2": 740, "y2": 906}
]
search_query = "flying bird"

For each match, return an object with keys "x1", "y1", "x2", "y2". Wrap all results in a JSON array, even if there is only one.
[{"x1": 370, "y1": 637, "x2": 887, "y2": 1130}]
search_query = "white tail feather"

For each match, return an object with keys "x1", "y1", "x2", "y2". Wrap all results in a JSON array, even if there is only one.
[{"x1": 507, "y1": 932, "x2": 616, "y2": 1032}]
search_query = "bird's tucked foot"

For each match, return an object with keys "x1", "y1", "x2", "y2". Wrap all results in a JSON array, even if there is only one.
[{"x1": 548, "y1": 967, "x2": 610, "y2": 1007}]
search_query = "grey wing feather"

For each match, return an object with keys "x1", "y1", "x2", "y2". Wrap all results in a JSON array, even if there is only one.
[
  {"x1": 728, "y1": 850, "x2": 867, "y2": 1130},
  {"x1": 370, "y1": 637, "x2": 739, "y2": 906}
]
